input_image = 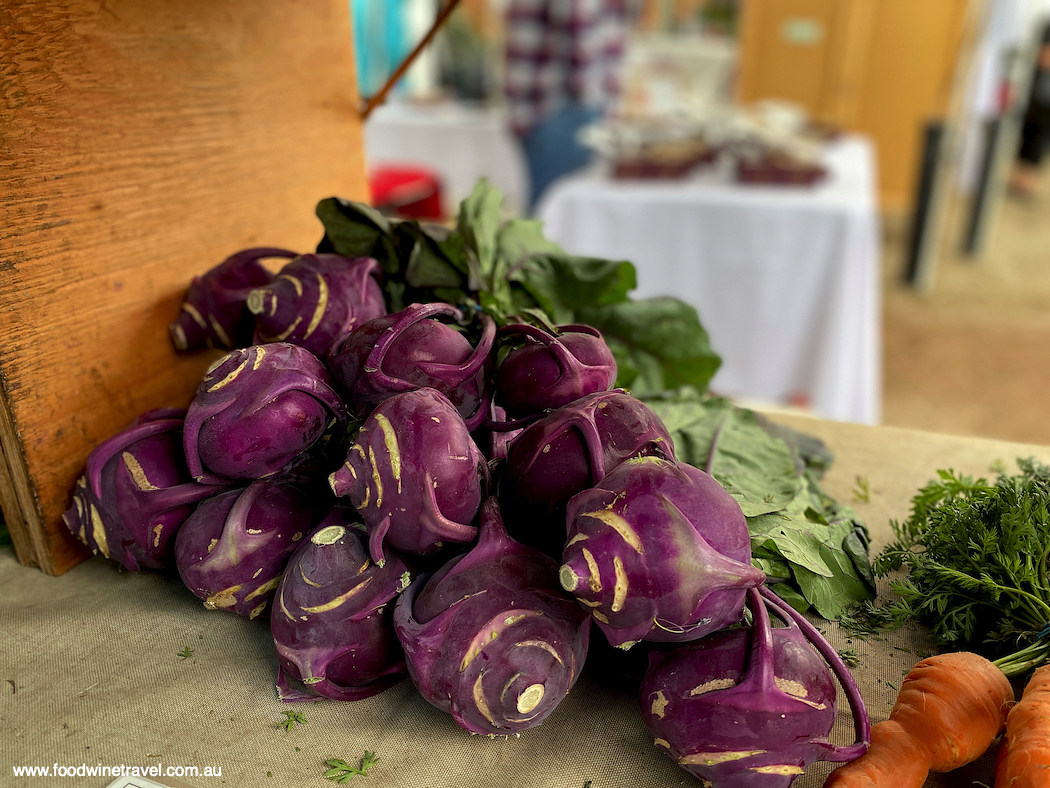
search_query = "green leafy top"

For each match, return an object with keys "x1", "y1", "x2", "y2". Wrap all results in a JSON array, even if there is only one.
[
  {"x1": 872, "y1": 459, "x2": 1050, "y2": 674},
  {"x1": 639, "y1": 387, "x2": 874, "y2": 619},
  {"x1": 314, "y1": 180, "x2": 720, "y2": 398}
]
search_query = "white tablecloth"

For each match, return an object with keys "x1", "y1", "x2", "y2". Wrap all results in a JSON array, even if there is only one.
[
  {"x1": 363, "y1": 101, "x2": 529, "y2": 217},
  {"x1": 534, "y1": 137, "x2": 882, "y2": 425}
]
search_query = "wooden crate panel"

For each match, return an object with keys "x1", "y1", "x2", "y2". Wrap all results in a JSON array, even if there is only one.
[{"x1": 0, "y1": 0, "x2": 368, "y2": 574}]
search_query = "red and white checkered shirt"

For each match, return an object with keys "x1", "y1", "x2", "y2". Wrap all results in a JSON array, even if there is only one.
[{"x1": 503, "y1": 0, "x2": 627, "y2": 137}]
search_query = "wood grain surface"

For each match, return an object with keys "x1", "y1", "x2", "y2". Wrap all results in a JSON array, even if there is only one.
[{"x1": 0, "y1": 1, "x2": 368, "y2": 574}]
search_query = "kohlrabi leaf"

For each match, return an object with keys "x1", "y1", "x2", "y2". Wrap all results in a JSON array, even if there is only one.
[
  {"x1": 577, "y1": 298, "x2": 721, "y2": 397},
  {"x1": 456, "y1": 179, "x2": 504, "y2": 288},
  {"x1": 315, "y1": 197, "x2": 398, "y2": 272},
  {"x1": 791, "y1": 520, "x2": 874, "y2": 620},
  {"x1": 763, "y1": 581, "x2": 811, "y2": 614},
  {"x1": 639, "y1": 388, "x2": 874, "y2": 619},
  {"x1": 395, "y1": 222, "x2": 468, "y2": 290},
  {"x1": 496, "y1": 217, "x2": 565, "y2": 263},
  {"x1": 751, "y1": 555, "x2": 792, "y2": 580},
  {"x1": 750, "y1": 511, "x2": 838, "y2": 579},
  {"x1": 511, "y1": 254, "x2": 637, "y2": 325},
  {"x1": 644, "y1": 393, "x2": 801, "y2": 517}
]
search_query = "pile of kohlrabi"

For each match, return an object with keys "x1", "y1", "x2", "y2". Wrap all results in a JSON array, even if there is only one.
[{"x1": 63, "y1": 180, "x2": 871, "y2": 785}]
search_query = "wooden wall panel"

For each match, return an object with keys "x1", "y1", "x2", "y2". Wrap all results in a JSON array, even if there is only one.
[{"x1": 0, "y1": 0, "x2": 368, "y2": 574}]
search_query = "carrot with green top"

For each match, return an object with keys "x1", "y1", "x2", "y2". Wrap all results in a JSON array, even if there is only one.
[{"x1": 828, "y1": 461, "x2": 1050, "y2": 787}]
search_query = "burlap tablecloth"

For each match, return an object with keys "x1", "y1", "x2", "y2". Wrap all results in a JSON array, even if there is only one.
[{"x1": 3, "y1": 416, "x2": 1048, "y2": 788}]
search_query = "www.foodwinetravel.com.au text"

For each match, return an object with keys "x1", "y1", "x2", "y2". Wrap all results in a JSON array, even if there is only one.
[{"x1": 11, "y1": 762, "x2": 222, "y2": 778}]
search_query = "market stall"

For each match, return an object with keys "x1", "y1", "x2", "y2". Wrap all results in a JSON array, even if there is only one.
[{"x1": 3, "y1": 6, "x2": 1046, "y2": 788}]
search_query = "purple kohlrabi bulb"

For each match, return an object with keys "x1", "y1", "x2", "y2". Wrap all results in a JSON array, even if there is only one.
[
  {"x1": 62, "y1": 408, "x2": 233, "y2": 571},
  {"x1": 183, "y1": 343, "x2": 348, "y2": 483},
  {"x1": 174, "y1": 476, "x2": 328, "y2": 619},
  {"x1": 271, "y1": 502, "x2": 412, "y2": 702},
  {"x1": 169, "y1": 247, "x2": 296, "y2": 352},
  {"x1": 498, "y1": 389, "x2": 676, "y2": 559},
  {"x1": 640, "y1": 586, "x2": 870, "y2": 788},
  {"x1": 561, "y1": 456, "x2": 765, "y2": 648},
  {"x1": 328, "y1": 387, "x2": 486, "y2": 565},
  {"x1": 393, "y1": 498, "x2": 591, "y2": 736},
  {"x1": 247, "y1": 253, "x2": 387, "y2": 357},
  {"x1": 328, "y1": 302, "x2": 495, "y2": 429},
  {"x1": 495, "y1": 323, "x2": 617, "y2": 417}
]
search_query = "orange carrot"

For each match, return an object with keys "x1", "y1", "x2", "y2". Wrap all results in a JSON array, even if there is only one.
[
  {"x1": 824, "y1": 651, "x2": 1014, "y2": 788},
  {"x1": 823, "y1": 720, "x2": 932, "y2": 788},
  {"x1": 995, "y1": 663, "x2": 1050, "y2": 787}
]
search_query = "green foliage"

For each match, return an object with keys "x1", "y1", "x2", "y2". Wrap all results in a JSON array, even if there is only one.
[
  {"x1": 640, "y1": 387, "x2": 875, "y2": 619},
  {"x1": 872, "y1": 459, "x2": 1050, "y2": 669},
  {"x1": 578, "y1": 299, "x2": 720, "y2": 397},
  {"x1": 315, "y1": 180, "x2": 721, "y2": 395}
]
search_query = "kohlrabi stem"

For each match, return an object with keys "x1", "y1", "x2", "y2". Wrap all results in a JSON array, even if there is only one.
[
  {"x1": 704, "y1": 411, "x2": 731, "y2": 476},
  {"x1": 483, "y1": 412, "x2": 544, "y2": 432},
  {"x1": 759, "y1": 585, "x2": 871, "y2": 761},
  {"x1": 86, "y1": 417, "x2": 185, "y2": 498},
  {"x1": 744, "y1": 586, "x2": 776, "y2": 690},
  {"x1": 365, "y1": 302, "x2": 463, "y2": 390}
]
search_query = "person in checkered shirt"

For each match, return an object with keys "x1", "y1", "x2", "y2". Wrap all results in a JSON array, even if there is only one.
[{"x1": 503, "y1": 0, "x2": 627, "y2": 211}]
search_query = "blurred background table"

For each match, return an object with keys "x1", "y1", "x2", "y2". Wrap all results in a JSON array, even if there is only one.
[
  {"x1": 363, "y1": 101, "x2": 529, "y2": 218},
  {"x1": 535, "y1": 135, "x2": 881, "y2": 425}
]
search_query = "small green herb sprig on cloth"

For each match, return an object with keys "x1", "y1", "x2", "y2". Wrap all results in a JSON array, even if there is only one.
[
  {"x1": 323, "y1": 752, "x2": 379, "y2": 783},
  {"x1": 276, "y1": 710, "x2": 306, "y2": 732},
  {"x1": 873, "y1": 458, "x2": 1050, "y2": 676}
]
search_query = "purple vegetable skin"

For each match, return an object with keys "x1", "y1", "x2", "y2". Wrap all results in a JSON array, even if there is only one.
[
  {"x1": 174, "y1": 477, "x2": 326, "y2": 619},
  {"x1": 478, "y1": 402, "x2": 522, "y2": 463},
  {"x1": 169, "y1": 247, "x2": 295, "y2": 352},
  {"x1": 272, "y1": 503, "x2": 412, "y2": 702},
  {"x1": 329, "y1": 388, "x2": 486, "y2": 565},
  {"x1": 328, "y1": 302, "x2": 495, "y2": 429},
  {"x1": 499, "y1": 389, "x2": 676, "y2": 558},
  {"x1": 495, "y1": 323, "x2": 616, "y2": 417},
  {"x1": 247, "y1": 253, "x2": 386, "y2": 357},
  {"x1": 183, "y1": 343, "x2": 347, "y2": 482},
  {"x1": 640, "y1": 586, "x2": 869, "y2": 788},
  {"x1": 561, "y1": 456, "x2": 765, "y2": 648},
  {"x1": 393, "y1": 498, "x2": 591, "y2": 736},
  {"x1": 63, "y1": 408, "x2": 230, "y2": 571}
]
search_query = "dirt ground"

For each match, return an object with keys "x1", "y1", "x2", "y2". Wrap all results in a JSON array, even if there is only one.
[{"x1": 881, "y1": 182, "x2": 1050, "y2": 445}]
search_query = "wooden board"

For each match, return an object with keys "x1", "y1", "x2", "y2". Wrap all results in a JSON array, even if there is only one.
[{"x1": 0, "y1": 1, "x2": 369, "y2": 575}]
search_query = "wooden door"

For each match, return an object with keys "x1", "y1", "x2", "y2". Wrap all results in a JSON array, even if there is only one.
[
  {"x1": 735, "y1": 0, "x2": 974, "y2": 212},
  {"x1": 736, "y1": 0, "x2": 873, "y2": 126}
]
